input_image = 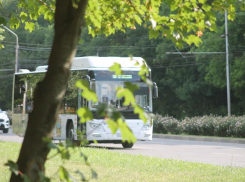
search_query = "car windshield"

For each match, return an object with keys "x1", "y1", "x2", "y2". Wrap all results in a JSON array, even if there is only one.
[
  {"x1": 0, "y1": 109, "x2": 2, "y2": 113},
  {"x1": 90, "y1": 81, "x2": 150, "y2": 112}
]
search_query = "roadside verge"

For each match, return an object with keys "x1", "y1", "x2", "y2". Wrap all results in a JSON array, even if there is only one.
[{"x1": 153, "y1": 134, "x2": 245, "y2": 144}]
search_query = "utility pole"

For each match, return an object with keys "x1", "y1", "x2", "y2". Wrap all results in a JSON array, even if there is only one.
[
  {"x1": 97, "y1": 47, "x2": 100, "y2": 57},
  {"x1": 225, "y1": 10, "x2": 231, "y2": 116},
  {"x1": 1, "y1": 24, "x2": 19, "y2": 73}
]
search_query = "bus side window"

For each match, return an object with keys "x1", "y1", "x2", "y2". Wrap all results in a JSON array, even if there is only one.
[
  {"x1": 78, "y1": 89, "x2": 87, "y2": 108},
  {"x1": 64, "y1": 99, "x2": 76, "y2": 114},
  {"x1": 83, "y1": 97, "x2": 87, "y2": 107},
  {"x1": 59, "y1": 101, "x2": 65, "y2": 114}
]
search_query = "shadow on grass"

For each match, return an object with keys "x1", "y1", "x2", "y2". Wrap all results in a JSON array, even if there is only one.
[{"x1": 84, "y1": 144, "x2": 135, "y2": 150}]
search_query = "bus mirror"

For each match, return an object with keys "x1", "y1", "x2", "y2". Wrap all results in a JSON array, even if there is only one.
[
  {"x1": 153, "y1": 82, "x2": 158, "y2": 98},
  {"x1": 82, "y1": 75, "x2": 90, "y2": 81}
]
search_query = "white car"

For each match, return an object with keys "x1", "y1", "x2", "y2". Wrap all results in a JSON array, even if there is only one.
[{"x1": 0, "y1": 109, "x2": 10, "y2": 133}]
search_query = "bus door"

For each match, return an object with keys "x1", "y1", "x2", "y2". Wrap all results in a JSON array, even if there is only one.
[{"x1": 78, "y1": 88, "x2": 88, "y2": 136}]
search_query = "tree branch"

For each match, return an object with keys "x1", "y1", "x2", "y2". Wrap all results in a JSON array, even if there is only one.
[{"x1": 38, "y1": 0, "x2": 55, "y2": 11}]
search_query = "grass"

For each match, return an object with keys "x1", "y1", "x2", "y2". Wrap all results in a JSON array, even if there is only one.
[{"x1": 1, "y1": 142, "x2": 245, "y2": 182}]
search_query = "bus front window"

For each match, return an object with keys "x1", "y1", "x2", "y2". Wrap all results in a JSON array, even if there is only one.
[
  {"x1": 90, "y1": 81, "x2": 150, "y2": 112},
  {"x1": 91, "y1": 81, "x2": 124, "y2": 109}
]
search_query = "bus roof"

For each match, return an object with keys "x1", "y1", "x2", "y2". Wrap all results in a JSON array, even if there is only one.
[
  {"x1": 71, "y1": 57, "x2": 147, "y2": 69},
  {"x1": 16, "y1": 57, "x2": 149, "y2": 74}
]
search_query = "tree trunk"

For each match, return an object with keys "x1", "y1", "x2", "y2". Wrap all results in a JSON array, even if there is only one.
[{"x1": 10, "y1": 0, "x2": 88, "y2": 181}]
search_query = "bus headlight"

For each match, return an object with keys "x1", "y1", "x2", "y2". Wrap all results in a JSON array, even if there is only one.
[
  {"x1": 89, "y1": 123, "x2": 104, "y2": 131},
  {"x1": 141, "y1": 124, "x2": 151, "y2": 131}
]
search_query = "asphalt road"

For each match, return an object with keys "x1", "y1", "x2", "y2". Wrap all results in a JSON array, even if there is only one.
[
  {"x1": 90, "y1": 139, "x2": 245, "y2": 167},
  {"x1": 0, "y1": 128, "x2": 23, "y2": 143},
  {"x1": 1, "y1": 128, "x2": 245, "y2": 167}
]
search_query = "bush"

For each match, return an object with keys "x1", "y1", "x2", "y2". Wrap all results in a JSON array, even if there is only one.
[
  {"x1": 153, "y1": 114, "x2": 245, "y2": 138},
  {"x1": 153, "y1": 115, "x2": 180, "y2": 134}
]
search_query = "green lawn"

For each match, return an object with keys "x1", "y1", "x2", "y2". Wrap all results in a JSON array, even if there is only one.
[{"x1": 1, "y1": 142, "x2": 245, "y2": 182}]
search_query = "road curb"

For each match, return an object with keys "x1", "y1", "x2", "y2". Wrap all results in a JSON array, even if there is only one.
[{"x1": 153, "y1": 134, "x2": 245, "y2": 144}]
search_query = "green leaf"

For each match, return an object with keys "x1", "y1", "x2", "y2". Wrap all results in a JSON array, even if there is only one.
[
  {"x1": 138, "y1": 64, "x2": 149, "y2": 77},
  {"x1": 59, "y1": 166, "x2": 72, "y2": 181},
  {"x1": 134, "y1": 105, "x2": 148, "y2": 123},
  {"x1": 116, "y1": 82, "x2": 139, "y2": 106},
  {"x1": 5, "y1": 160, "x2": 19, "y2": 176},
  {"x1": 96, "y1": 103, "x2": 107, "y2": 116},
  {"x1": 9, "y1": 15, "x2": 20, "y2": 29},
  {"x1": 76, "y1": 80, "x2": 98, "y2": 103},
  {"x1": 134, "y1": 15, "x2": 142, "y2": 25},
  {"x1": 117, "y1": 119, "x2": 136, "y2": 143},
  {"x1": 22, "y1": 174, "x2": 31, "y2": 182},
  {"x1": 199, "y1": 0, "x2": 207, "y2": 3},
  {"x1": 20, "y1": 12, "x2": 28, "y2": 23},
  {"x1": 48, "y1": 142, "x2": 60, "y2": 151},
  {"x1": 61, "y1": 150, "x2": 71, "y2": 160},
  {"x1": 125, "y1": 82, "x2": 139, "y2": 93},
  {"x1": 109, "y1": 63, "x2": 123, "y2": 75},
  {"x1": 25, "y1": 22, "x2": 35, "y2": 32},
  {"x1": 38, "y1": 5, "x2": 48, "y2": 15},
  {"x1": 44, "y1": 11, "x2": 54, "y2": 21},
  {"x1": 0, "y1": 26, "x2": 5, "y2": 33},
  {"x1": 149, "y1": 29, "x2": 159, "y2": 39},
  {"x1": 76, "y1": 79, "x2": 89, "y2": 89},
  {"x1": 185, "y1": 34, "x2": 202, "y2": 47},
  {"x1": 77, "y1": 107, "x2": 93, "y2": 123},
  {"x1": 106, "y1": 107, "x2": 123, "y2": 121},
  {"x1": 202, "y1": 5, "x2": 211, "y2": 12},
  {"x1": 116, "y1": 87, "x2": 135, "y2": 106},
  {"x1": 145, "y1": 78, "x2": 153, "y2": 87},
  {"x1": 138, "y1": 64, "x2": 152, "y2": 86},
  {"x1": 42, "y1": 137, "x2": 52, "y2": 143},
  {"x1": 228, "y1": 5, "x2": 236, "y2": 21},
  {"x1": 106, "y1": 119, "x2": 118, "y2": 134}
]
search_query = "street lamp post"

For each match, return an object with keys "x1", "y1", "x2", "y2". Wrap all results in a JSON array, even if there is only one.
[
  {"x1": 225, "y1": 10, "x2": 231, "y2": 116},
  {"x1": 1, "y1": 24, "x2": 19, "y2": 73}
]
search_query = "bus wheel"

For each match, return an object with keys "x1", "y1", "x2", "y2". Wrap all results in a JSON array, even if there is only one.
[
  {"x1": 122, "y1": 141, "x2": 134, "y2": 148},
  {"x1": 67, "y1": 123, "x2": 74, "y2": 141},
  {"x1": 67, "y1": 123, "x2": 81, "y2": 146}
]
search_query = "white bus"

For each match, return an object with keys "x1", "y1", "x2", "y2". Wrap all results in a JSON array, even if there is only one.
[{"x1": 12, "y1": 57, "x2": 158, "y2": 148}]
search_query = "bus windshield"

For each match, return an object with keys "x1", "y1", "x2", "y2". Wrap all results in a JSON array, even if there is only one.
[{"x1": 90, "y1": 81, "x2": 150, "y2": 112}]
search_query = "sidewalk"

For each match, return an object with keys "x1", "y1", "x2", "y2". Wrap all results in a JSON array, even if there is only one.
[{"x1": 153, "y1": 134, "x2": 245, "y2": 144}]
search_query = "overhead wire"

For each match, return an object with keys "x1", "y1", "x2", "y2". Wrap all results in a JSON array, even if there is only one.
[
  {"x1": 0, "y1": 74, "x2": 14, "y2": 78},
  {"x1": 149, "y1": 59, "x2": 226, "y2": 68},
  {"x1": 0, "y1": 35, "x2": 245, "y2": 69}
]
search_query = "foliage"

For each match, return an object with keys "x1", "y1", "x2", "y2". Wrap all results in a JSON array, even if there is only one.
[
  {"x1": 0, "y1": 0, "x2": 239, "y2": 46},
  {"x1": 153, "y1": 114, "x2": 180, "y2": 134},
  {"x1": 2, "y1": 142, "x2": 245, "y2": 182},
  {"x1": 0, "y1": 0, "x2": 243, "y2": 181},
  {"x1": 154, "y1": 114, "x2": 245, "y2": 138}
]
